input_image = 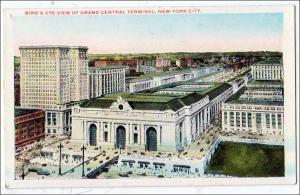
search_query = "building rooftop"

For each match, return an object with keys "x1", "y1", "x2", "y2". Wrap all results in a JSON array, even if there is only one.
[
  {"x1": 19, "y1": 45, "x2": 88, "y2": 50},
  {"x1": 248, "y1": 80, "x2": 284, "y2": 87},
  {"x1": 225, "y1": 87, "x2": 284, "y2": 106},
  {"x1": 158, "y1": 82, "x2": 214, "y2": 93},
  {"x1": 126, "y1": 77, "x2": 153, "y2": 82},
  {"x1": 89, "y1": 65, "x2": 126, "y2": 70},
  {"x1": 15, "y1": 108, "x2": 42, "y2": 117},
  {"x1": 80, "y1": 92, "x2": 206, "y2": 112},
  {"x1": 199, "y1": 83, "x2": 232, "y2": 100},
  {"x1": 126, "y1": 68, "x2": 200, "y2": 80},
  {"x1": 195, "y1": 69, "x2": 224, "y2": 81},
  {"x1": 159, "y1": 87, "x2": 206, "y2": 93},
  {"x1": 252, "y1": 59, "x2": 282, "y2": 66}
]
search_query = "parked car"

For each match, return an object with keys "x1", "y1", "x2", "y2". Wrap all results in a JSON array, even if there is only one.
[{"x1": 37, "y1": 170, "x2": 50, "y2": 176}]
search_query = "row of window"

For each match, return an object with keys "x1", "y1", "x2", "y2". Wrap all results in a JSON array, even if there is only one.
[{"x1": 224, "y1": 112, "x2": 283, "y2": 129}]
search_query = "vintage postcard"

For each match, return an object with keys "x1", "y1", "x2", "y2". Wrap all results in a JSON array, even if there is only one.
[{"x1": 1, "y1": 1, "x2": 298, "y2": 193}]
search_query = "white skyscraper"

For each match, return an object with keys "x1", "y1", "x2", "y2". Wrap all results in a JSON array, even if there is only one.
[{"x1": 19, "y1": 45, "x2": 89, "y2": 135}]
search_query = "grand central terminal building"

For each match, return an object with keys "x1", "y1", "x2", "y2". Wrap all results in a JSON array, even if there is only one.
[{"x1": 71, "y1": 81, "x2": 233, "y2": 152}]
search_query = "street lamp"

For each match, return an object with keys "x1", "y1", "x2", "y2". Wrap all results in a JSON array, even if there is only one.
[
  {"x1": 57, "y1": 142, "x2": 63, "y2": 175},
  {"x1": 20, "y1": 165, "x2": 25, "y2": 180},
  {"x1": 119, "y1": 145, "x2": 122, "y2": 154},
  {"x1": 81, "y1": 145, "x2": 86, "y2": 177}
]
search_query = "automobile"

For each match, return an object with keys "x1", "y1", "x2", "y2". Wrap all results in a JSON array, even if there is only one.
[
  {"x1": 119, "y1": 173, "x2": 129, "y2": 177},
  {"x1": 37, "y1": 170, "x2": 50, "y2": 176}
]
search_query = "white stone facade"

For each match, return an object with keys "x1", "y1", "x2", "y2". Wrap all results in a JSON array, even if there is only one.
[
  {"x1": 89, "y1": 66, "x2": 126, "y2": 98},
  {"x1": 251, "y1": 63, "x2": 283, "y2": 80},
  {"x1": 71, "y1": 96, "x2": 212, "y2": 152},
  {"x1": 222, "y1": 103, "x2": 284, "y2": 136},
  {"x1": 125, "y1": 78, "x2": 153, "y2": 93}
]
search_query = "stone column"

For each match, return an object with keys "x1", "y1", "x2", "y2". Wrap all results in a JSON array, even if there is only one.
[
  {"x1": 197, "y1": 113, "x2": 200, "y2": 136},
  {"x1": 207, "y1": 107, "x2": 211, "y2": 125},
  {"x1": 110, "y1": 74, "x2": 113, "y2": 93},
  {"x1": 185, "y1": 117, "x2": 192, "y2": 144},
  {"x1": 141, "y1": 124, "x2": 145, "y2": 146},
  {"x1": 109, "y1": 122, "x2": 112, "y2": 143},
  {"x1": 200, "y1": 110, "x2": 203, "y2": 133},
  {"x1": 156, "y1": 125, "x2": 161, "y2": 147},
  {"x1": 91, "y1": 75, "x2": 94, "y2": 98},
  {"x1": 245, "y1": 111, "x2": 248, "y2": 128},
  {"x1": 252, "y1": 113, "x2": 257, "y2": 133},
  {"x1": 126, "y1": 123, "x2": 130, "y2": 146},
  {"x1": 111, "y1": 122, "x2": 115, "y2": 147},
  {"x1": 99, "y1": 121, "x2": 103, "y2": 142},
  {"x1": 111, "y1": 73, "x2": 116, "y2": 92},
  {"x1": 130, "y1": 123, "x2": 133, "y2": 144},
  {"x1": 116, "y1": 72, "x2": 119, "y2": 91},
  {"x1": 275, "y1": 113, "x2": 279, "y2": 130},
  {"x1": 97, "y1": 75, "x2": 100, "y2": 97}
]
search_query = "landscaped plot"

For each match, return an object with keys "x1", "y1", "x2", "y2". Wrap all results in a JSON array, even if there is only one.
[{"x1": 206, "y1": 142, "x2": 284, "y2": 177}]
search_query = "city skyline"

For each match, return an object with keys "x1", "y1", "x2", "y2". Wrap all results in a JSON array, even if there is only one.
[{"x1": 13, "y1": 12, "x2": 283, "y2": 55}]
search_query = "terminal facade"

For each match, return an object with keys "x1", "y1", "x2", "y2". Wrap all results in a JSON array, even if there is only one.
[{"x1": 71, "y1": 80, "x2": 234, "y2": 152}]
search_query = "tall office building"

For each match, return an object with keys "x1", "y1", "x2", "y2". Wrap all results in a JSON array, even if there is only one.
[{"x1": 19, "y1": 45, "x2": 89, "y2": 135}]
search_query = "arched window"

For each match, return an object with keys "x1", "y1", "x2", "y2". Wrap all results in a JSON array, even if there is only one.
[
  {"x1": 89, "y1": 124, "x2": 97, "y2": 146},
  {"x1": 146, "y1": 127, "x2": 157, "y2": 151}
]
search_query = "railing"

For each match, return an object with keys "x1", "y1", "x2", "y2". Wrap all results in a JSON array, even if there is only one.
[
  {"x1": 85, "y1": 156, "x2": 119, "y2": 179},
  {"x1": 61, "y1": 151, "x2": 104, "y2": 175}
]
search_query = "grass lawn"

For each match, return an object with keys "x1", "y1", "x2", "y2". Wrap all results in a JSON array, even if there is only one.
[{"x1": 206, "y1": 142, "x2": 284, "y2": 177}]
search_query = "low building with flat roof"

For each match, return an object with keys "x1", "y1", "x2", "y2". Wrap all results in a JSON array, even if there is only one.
[
  {"x1": 251, "y1": 59, "x2": 283, "y2": 80},
  {"x1": 221, "y1": 86, "x2": 284, "y2": 136}
]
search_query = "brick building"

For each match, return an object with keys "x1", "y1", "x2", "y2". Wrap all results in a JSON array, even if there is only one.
[
  {"x1": 15, "y1": 108, "x2": 45, "y2": 152},
  {"x1": 14, "y1": 72, "x2": 20, "y2": 106},
  {"x1": 177, "y1": 57, "x2": 192, "y2": 67}
]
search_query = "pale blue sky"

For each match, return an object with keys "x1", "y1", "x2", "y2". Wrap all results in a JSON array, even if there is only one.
[{"x1": 13, "y1": 13, "x2": 283, "y2": 54}]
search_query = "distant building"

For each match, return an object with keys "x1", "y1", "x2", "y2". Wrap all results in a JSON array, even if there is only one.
[
  {"x1": 177, "y1": 57, "x2": 192, "y2": 67},
  {"x1": 19, "y1": 45, "x2": 89, "y2": 135},
  {"x1": 95, "y1": 59, "x2": 138, "y2": 70},
  {"x1": 251, "y1": 60, "x2": 283, "y2": 80},
  {"x1": 222, "y1": 81, "x2": 284, "y2": 136},
  {"x1": 89, "y1": 66, "x2": 126, "y2": 98},
  {"x1": 15, "y1": 108, "x2": 45, "y2": 153},
  {"x1": 125, "y1": 67, "x2": 220, "y2": 93},
  {"x1": 138, "y1": 65, "x2": 157, "y2": 74},
  {"x1": 175, "y1": 60, "x2": 180, "y2": 67},
  {"x1": 155, "y1": 57, "x2": 171, "y2": 68},
  {"x1": 222, "y1": 58, "x2": 284, "y2": 137},
  {"x1": 126, "y1": 77, "x2": 153, "y2": 93}
]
